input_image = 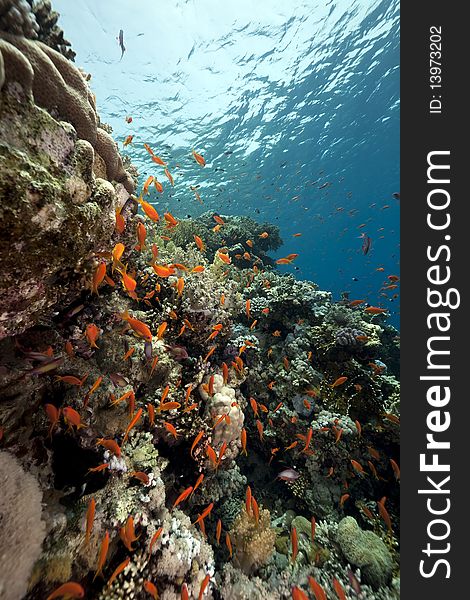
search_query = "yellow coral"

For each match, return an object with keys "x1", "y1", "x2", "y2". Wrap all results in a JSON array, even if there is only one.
[{"x1": 230, "y1": 505, "x2": 276, "y2": 574}]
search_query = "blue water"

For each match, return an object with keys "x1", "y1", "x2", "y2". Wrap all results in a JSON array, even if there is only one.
[{"x1": 54, "y1": 0, "x2": 400, "y2": 326}]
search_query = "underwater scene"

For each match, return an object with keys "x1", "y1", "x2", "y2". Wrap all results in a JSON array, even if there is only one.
[{"x1": 0, "y1": 1, "x2": 400, "y2": 599}]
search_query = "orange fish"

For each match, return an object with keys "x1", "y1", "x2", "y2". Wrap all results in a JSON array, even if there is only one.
[
  {"x1": 93, "y1": 530, "x2": 110, "y2": 580},
  {"x1": 143, "y1": 580, "x2": 159, "y2": 599},
  {"x1": 123, "y1": 135, "x2": 134, "y2": 146},
  {"x1": 245, "y1": 299, "x2": 251, "y2": 318},
  {"x1": 149, "y1": 527, "x2": 163, "y2": 555},
  {"x1": 240, "y1": 428, "x2": 247, "y2": 456},
  {"x1": 151, "y1": 153, "x2": 166, "y2": 166},
  {"x1": 388, "y1": 275, "x2": 400, "y2": 282},
  {"x1": 284, "y1": 441, "x2": 298, "y2": 451},
  {"x1": 350, "y1": 459, "x2": 365, "y2": 476},
  {"x1": 190, "y1": 431, "x2": 204, "y2": 459},
  {"x1": 340, "y1": 493, "x2": 349, "y2": 507},
  {"x1": 46, "y1": 582, "x2": 85, "y2": 600},
  {"x1": 249, "y1": 397, "x2": 259, "y2": 417},
  {"x1": 192, "y1": 473, "x2": 204, "y2": 495},
  {"x1": 367, "y1": 446, "x2": 381, "y2": 460},
  {"x1": 251, "y1": 496, "x2": 259, "y2": 525},
  {"x1": 194, "y1": 235, "x2": 205, "y2": 251},
  {"x1": 164, "y1": 168, "x2": 174, "y2": 186},
  {"x1": 256, "y1": 420, "x2": 264, "y2": 441},
  {"x1": 173, "y1": 486, "x2": 193, "y2": 507},
  {"x1": 192, "y1": 149, "x2": 206, "y2": 166},
  {"x1": 85, "y1": 497, "x2": 95, "y2": 546},
  {"x1": 364, "y1": 306, "x2": 388, "y2": 314},
  {"x1": 193, "y1": 502, "x2": 214, "y2": 525},
  {"x1": 225, "y1": 532, "x2": 233, "y2": 558},
  {"x1": 138, "y1": 197, "x2": 160, "y2": 222},
  {"x1": 302, "y1": 427, "x2": 313, "y2": 453},
  {"x1": 62, "y1": 407, "x2": 86, "y2": 431},
  {"x1": 245, "y1": 486, "x2": 252, "y2": 516},
  {"x1": 198, "y1": 574, "x2": 210, "y2": 600},
  {"x1": 218, "y1": 251, "x2": 231, "y2": 265},
  {"x1": 206, "y1": 445, "x2": 217, "y2": 469},
  {"x1": 331, "y1": 376, "x2": 348, "y2": 388},
  {"x1": 87, "y1": 463, "x2": 110, "y2": 474},
  {"x1": 164, "y1": 422, "x2": 178, "y2": 439},
  {"x1": 213, "y1": 215, "x2": 225, "y2": 225},
  {"x1": 107, "y1": 556, "x2": 130, "y2": 588},
  {"x1": 292, "y1": 586, "x2": 309, "y2": 600},
  {"x1": 96, "y1": 438, "x2": 121, "y2": 457},
  {"x1": 181, "y1": 583, "x2": 189, "y2": 600},
  {"x1": 164, "y1": 212, "x2": 178, "y2": 228},
  {"x1": 153, "y1": 179, "x2": 163, "y2": 193},
  {"x1": 307, "y1": 577, "x2": 327, "y2": 600},
  {"x1": 85, "y1": 323, "x2": 100, "y2": 348},
  {"x1": 332, "y1": 578, "x2": 346, "y2": 600},
  {"x1": 143, "y1": 176, "x2": 155, "y2": 195},
  {"x1": 204, "y1": 345, "x2": 216, "y2": 362},
  {"x1": 192, "y1": 265, "x2": 205, "y2": 273},
  {"x1": 121, "y1": 311, "x2": 152, "y2": 341},
  {"x1": 259, "y1": 232, "x2": 269, "y2": 238},
  {"x1": 44, "y1": 403, "x2": 60, "y2": 438},
  {"x1": 130, "y1": 471, "x2": 150, "y2": 485},
  {"x1": 216, "y1": 519, "x2": 222, "y2": 545},
  {"x1": 122, "y1": 408, "x2": 143, "y2": 444},
  {"x1": 92, "y1": 262, "x2": 107, "y2": 295},
  {"x1": 291, "y1": 526, "x2": 298, "y2": 563},
  {"x1": 311, "y1": 516, "x2": 316, "y2": 542},
  {"x1": 115, "y1": 208, "x2": 126, "y2": 234},
  {"x1": 156, "y1": 321, "x2": 168, "y2": 340},
  {"x1": 390, "y1": 458, "x2": 400, "y2": 481},
  {"x1": 153, "y1": 264, "x2": 175, "y2": 277}
]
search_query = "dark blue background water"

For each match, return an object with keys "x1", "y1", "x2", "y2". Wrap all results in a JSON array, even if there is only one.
[{"x1": 55, "y1": 0, "x2": 400, "y2": 327}]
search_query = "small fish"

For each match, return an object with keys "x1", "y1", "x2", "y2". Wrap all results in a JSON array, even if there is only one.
[
  {"x1": 46, "y1": 582, "x2": 85, "y2": 600},
  {"x1": 332, "y1": 578, "x2": 346, "y2": 600},
  {"x1": 107, "y1": 557, "x2": 131, "y2": 587},
  {"x1": 204, "y1": 345, "x2": 216, "y2": 362},
  {"x1": 213, "y1": 214, "x2": 225, "y2": 225},
  {"x1": 390, "y1": 458, "x2": 400, "y2": 481},
  {"x1": 88, "y1": 463, "x2": 110, "y2": 474},
  {"x1": 122, "y1": 408, "x2": 143, "y2": 444},
  {"x1": 188, "y1": 432, "x2": 204, "y2": 459},
  {"x1": 193, "y1": 502, "x2": 214, "y2": 525},
  {"x1": 284, "y1": 441, "x2": 298, "y2": 452},
  {"x1": 156, "y1": 321, "x2": 168, "y2": 340},
  {"x1": 245, "y1": 486, "x2": 252, "y2": 515},
  {"x1": 123, "y1": 134, "x2": 133, "y2": 146},
  {"x1": 311, "y1": 516, "x2": 316, "y2": 542},
  {"x1": 216, "y1": 519, "x2": 222, "y2": 545},
  {"x1": 218, "y1": 251, "x2": 231, "y2": 265},
  {"x1": 198, "y1": 574, "x2": 210, "y2": 600},
  {"x1": 292, "y1": 586, "x2": 309, "y2": 600},
  {"x1": 164, "y1": 212, "x2": 178, "y2": 228},
  {"x1": 143, "y1": 580, "x2": 159, "y2": 599},
  {"x1": 92, "y1": 262, "x2": 107, "y2": 295},
  {"x1": 251, "y1": 496, "x2": 260, "y2": 525},
  {"x1": 331, "y1": 376, "x2": 348, "y2": 388},
  {"x1": 340, "y1": 493, "x2": 349, "y2": 507},
  {"x1": 164, "y1": 422, "x2": 178, "y2": 439},
  {"x1": 164, "y1": 168, "x2": 174, "y2": 186},
  {"x1": 62, "y1": 407, "x2": 86, "y2": 431},
  {"x1": 191, "y1": 473, "x2": 204, "y2": 495},
  {"x1": 96, "y1": 438, "x2": 121, "y2": 457},
  {"x1": 256, "y1": 419, "x2": 264, "y2": 441},
  {"x1": 302, "y1": 427, "x2": 313, "y2": 453},
  {"x1": 307, "y1": 577, "x2": 327, "y2": 600},
  {"x1": 125, "y1": 116, "x2": 133, "y2": 123},
  {"x1": 85, "y1": 497, "x2": 96, "y2": 546},
  {"x1": 149, "y1": 527, "x2": 163, "y2": 555},
  {"x1": 360, "y1": 232, "x2": 372, "y2": 255},
  {"x1": 153, "y1": 264, "x2": 175, "y2": 277},
  {"x1": 240, "y1": 428, "x2": 247, "y2": 456},
  {"x1": 291, "y1": 526, "x2": 298, "y2": 563},
  {"x1": 118, "y1": 29, "x2": 125, "y2": 60},
  {"x1": 115, "y1": 209, "x2": 126, "y2": 233},
  {"x1": 130, "y1": 471, "x2": 150, "y2": 485},
  {"x1": 206, "y1": 445, "x2": 217, "y2": 469},
  {"x1": 364, "y1": 306, "x2": 388, "y2": 315},
  {"x1": 173, "y1": 486, "x2": 193, "y2": 507},
  {"x1": 192, "y1": 149, "x2": 206, "y2": 167},
  {"x1": 225, "y1": 531, "x2": 233, "y2": 558},
  {"x1": 181, "y1": 583, "x2": 189, "y2": 600},
  {"x1": 277, "y1": 467, "x2": 300, "y2": 481},
  {"x1": 350, "y1": 459, "x2": 365, "y2": 476},
  {"x1": 93, "y1": 530, "x2": 110, "y2": 580},
  {"x1": 85, "y1": 323, "x2": 100, "y2": 349}
]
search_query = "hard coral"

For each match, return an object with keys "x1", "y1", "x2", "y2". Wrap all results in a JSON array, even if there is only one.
[
  {"x1": 230, "y1": 505, "x2": 276, "y2": 574},
  {"x1": 0, "y1": 451, "x2": 46, "y2": 600}
]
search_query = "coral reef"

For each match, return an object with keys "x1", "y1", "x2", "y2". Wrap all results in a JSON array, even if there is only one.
[{"x1": 0, "y1": 3, "x2": 400, "y2": 599}]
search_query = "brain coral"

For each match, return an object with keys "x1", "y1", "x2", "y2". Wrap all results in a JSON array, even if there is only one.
[
  {"x1": 0, "y1": 32, "x2": 134, "y2": 192},
  {"x1": 0, "y1": 451, "x2": 46, "y2": 600},
  {"x1": 336, "y1": 516, "x2": 393, "y2": 589}
]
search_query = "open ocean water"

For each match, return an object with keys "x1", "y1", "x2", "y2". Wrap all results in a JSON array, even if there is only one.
[{"x1": 55, "y1": 0, "x2": 400, "y2": 325}]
